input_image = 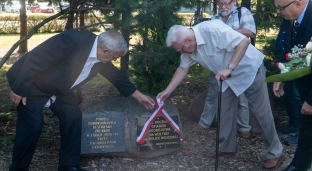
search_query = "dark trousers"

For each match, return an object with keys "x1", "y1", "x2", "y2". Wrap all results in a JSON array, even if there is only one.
[
  {"x1": 290, "y1": 79, "x2": 312, "y2": 170},
  {"x1": 283, "y1": 81, "x2": 302, "y2": 128},
  {"x1": 291, "y1": 114, "x2": 312, "y2": 170},
  {"x1": 9, "y1": 85, "x2": 82, "y2": 171}
]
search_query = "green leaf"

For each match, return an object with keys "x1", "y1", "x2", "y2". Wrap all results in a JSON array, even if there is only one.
[
  {"x1": 265, "y1": 67, "x2": 311, "y2": 82},
  {"x1": 288, "y1": 57, "x2": 302, "y2": 64}
]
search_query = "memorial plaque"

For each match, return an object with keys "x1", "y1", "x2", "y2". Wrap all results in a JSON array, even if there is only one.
[
  {"x1": 137, "y1": 116, "x2": 180, "y2": 151},
  {"x1": 81, "y1": 112, "x2": 125, "y2": 154}
]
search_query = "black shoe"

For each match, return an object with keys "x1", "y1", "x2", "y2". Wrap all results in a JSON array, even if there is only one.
[
  {"x1": 277, "y1": 126, "x2": 298, "y2": 136},
  {"x1": 282, "y1": 165, "x2": 299, "y2": 171},
  {"x1": 58, "y1": 166, "x2": 88, "y2": 171},
  {"x1": 284, "y1": 133, "x2": 298, "y2": 147}
]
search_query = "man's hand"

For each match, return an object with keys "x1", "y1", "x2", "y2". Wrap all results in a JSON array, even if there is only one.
[
  {"x1": 10, "y1": 91, "x2": 27, "y2": 106},
  {"x1": 131, "y1": 90, "x2": 155, "y2": 109},
  {"x1": 301, "y1": 102, "x2": 312, "y2": 115},
  {"x1": 273, "y1": 82, "x2": 285, "y2": 97},
  {"x1": 156, "y1": 91, "x2": 171, "y2": 102},
  {"x1": 215, "y1": 68, "x2": 232, "y2": 86}
]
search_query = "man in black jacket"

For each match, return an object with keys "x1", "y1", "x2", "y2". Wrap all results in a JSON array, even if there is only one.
[
  {"x1": 275, "y1": 20, "x2": 302, "y2": 146},
  {"x1": 273, "y1": 0, "x2": 312, "y2": 170},
  {"x1": 7, "y1": 30, "x2": 155, "y2": 171}
]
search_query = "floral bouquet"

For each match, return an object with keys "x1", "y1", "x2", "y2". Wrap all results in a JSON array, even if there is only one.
[{"x1": 265, "y1": 38, "x2": 312, "y2": 82}]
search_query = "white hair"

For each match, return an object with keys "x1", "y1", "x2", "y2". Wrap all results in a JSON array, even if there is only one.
[
  {"x1": 98, "y1": 30, "x2": 128, "y2": 56},
  {"x1": 166, "y1": 25, "x2": 189, "y2": 47}
]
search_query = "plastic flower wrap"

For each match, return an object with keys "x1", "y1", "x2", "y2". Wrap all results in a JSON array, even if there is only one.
[{"x1": 265, "y1": 38, "x2": 312, "y2": 82}]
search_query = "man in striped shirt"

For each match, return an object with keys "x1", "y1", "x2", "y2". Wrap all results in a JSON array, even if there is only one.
[{"x1": 194, "y1": 0, "x2": 256, "y2": 139}]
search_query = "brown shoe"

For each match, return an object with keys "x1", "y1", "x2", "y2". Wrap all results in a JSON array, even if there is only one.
[
  {"x1": 263, "y1": 154, "x2": 285, "y2": 170},
  {"x1": 204, "y1": 150, "x2": 235, "y2": 158},
  {"x1": 240, "y1": 131, "x2": 251, "y2": 138},
  {"x1": 192, "y1": 125, "x2": 206, "y2": 132}
]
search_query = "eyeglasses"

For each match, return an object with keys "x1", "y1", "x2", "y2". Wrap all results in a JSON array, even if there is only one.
[
  {"x1": 177, "y1": 41, "x2": 186, "y2": 53},
  {"x1": 217, "y1": 0, "x2": 233, "y2": 7},
  {"x1": 276, "y1": 0, "x2": 295, "y2": 12}
]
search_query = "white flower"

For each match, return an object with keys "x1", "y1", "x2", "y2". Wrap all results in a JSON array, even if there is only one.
[
  {"x1": 306, "y1": 38, "x2": 312, "y2": 52},
  {"x1": 306, "y1": 53, "x2": 311, "y2": 67},
  {"x1": 278, "y1": 63, "x2": 289, "y2": 73}
]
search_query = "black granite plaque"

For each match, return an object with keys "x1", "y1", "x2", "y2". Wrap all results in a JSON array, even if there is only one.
[
  {"x1": 81, "y1": 112, "x2": 125, "y2": 154},
  {"x1": 137, "y1": 116, "x2": 180, "y2": 151}
]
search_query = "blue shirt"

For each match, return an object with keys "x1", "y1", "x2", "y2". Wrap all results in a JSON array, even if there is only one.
[{"x1": 211, "y1": 6, "x2": 256, "y2": 37}]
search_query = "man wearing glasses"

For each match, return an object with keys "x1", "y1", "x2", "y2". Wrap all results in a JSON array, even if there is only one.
[
  {"x1": 193, "y1": 0, "x2": 256, "y2": 139},
  {"x1": 273, "y1": 0, "x2": 312, "y2": 170},
  {"x1": 157, "y1": 19, "x2": 284, "y2": 169}
]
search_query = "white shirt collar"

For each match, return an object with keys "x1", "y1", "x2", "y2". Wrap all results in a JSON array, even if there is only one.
[
  {"x1": 191, "y1": 26, "x2": 205, "y2": 46},
  {"x1": 89, "y1": 36, "x2": 101, "y2": 62}
]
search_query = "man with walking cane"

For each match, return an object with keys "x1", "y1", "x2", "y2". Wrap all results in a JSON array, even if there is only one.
[{"x1": 156, "y1": 20, "x2": 284, "y2": 170}]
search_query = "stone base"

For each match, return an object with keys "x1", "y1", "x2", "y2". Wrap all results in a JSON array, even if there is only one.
[{"x1": 79, "y1": 95, "x2": 183, "y2": 158}]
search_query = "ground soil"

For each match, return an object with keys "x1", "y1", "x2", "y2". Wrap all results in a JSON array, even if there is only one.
[{"x1": 0, "y1": 46, "x2": 298, "y2": 171}]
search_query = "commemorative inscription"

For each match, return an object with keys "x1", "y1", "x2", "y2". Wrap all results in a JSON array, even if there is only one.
[
  {"x1": 137, "y1": 116, "x2": 180, "y2": 151},
  {"x1": 81, "y1": 112, "x2": 125, "y2": 154}
]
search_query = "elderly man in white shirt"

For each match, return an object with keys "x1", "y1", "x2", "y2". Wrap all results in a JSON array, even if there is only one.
[{"x1": 156, "y1": 20, "x2": 284, "y2": 170}]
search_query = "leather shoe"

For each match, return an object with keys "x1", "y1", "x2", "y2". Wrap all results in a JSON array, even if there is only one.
[
  {"x1": 263, "y1": 154, "x2": 285, "y2": 170},
  {"x1": 58, "y1": 166, "x2": 88, "y2": 171},
  {"x1": 284, "y1": 133, "x2": 298, "y2": 147},
  {"x1": 282, "y1": 165, "x2": 299, "y2": 171},
  {"x1": 204, "y1": 150, "x2": 235, "y2": 158}
]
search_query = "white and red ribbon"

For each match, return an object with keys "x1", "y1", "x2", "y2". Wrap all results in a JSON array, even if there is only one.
[{"x1": 136, "y1": 99, "x2": 181, "y2": 144}]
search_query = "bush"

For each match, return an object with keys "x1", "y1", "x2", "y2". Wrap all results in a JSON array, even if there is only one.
[
  {"x1": 261, "y1": 36, "x2": 279, "y2": 77},
  {"x1": 128, "y1": 42, "x2": 180, "y2": 95}
]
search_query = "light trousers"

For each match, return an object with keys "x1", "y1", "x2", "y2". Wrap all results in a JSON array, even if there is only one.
[
  {"x1": 199, "y1": 72, "x2": 251, "y2": 132},
  {"x1": 218, "y1": 64, "x2": 283, "y2": 159}
]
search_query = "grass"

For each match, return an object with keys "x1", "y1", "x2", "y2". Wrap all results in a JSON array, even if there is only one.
[{"x1": 0, "y1": 33, "x2": 58, "y2": 49}]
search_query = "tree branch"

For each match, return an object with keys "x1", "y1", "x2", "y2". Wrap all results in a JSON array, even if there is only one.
[{"x1": 0, "y1": 0, "x2": 90, "y2": 68}]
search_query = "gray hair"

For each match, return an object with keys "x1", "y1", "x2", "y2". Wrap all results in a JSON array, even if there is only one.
[
  {"x1": 166, "y1": 25, "x2": 189, "y2": 47},
  {"x1": 98, "y1": 30, "x2": 128, "y2": 56}
]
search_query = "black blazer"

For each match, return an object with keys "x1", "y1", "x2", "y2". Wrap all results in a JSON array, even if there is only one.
[
  {"x1": 276, "y1": 0, "x2": 312, "y2": 104},
  {"x1": 6, "y1": 30, "x2": 136, "y2": 98}
]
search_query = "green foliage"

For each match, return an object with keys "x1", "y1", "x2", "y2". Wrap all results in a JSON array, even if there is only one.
[
  {"x1": 188, "y1": 64, "x2": 210, "y2": 78},
  {"x1": 261, "y1": 36, "x2": 279, "y2": 77},
  {"x1": 127, "y1": 1, "x2": 187, "y2": 95},
  {"x1": 128, "y1": 43, "x2": 180, "y2": 95},
  {"x1": 260, "y1": 36, "x2": 279, "y2": 100},
  {"x1": 0, "y1": 67, "x2": 8, "y2": 85},
  {"x1": 254, "y1": 0, "x2": 282, "y2": 38},
  {"x1": 0, "y1": 136, "x2": 13, "y2": 151},
  {"x1": 101, "y1": 0, "x2": 191, "y2": 95}
]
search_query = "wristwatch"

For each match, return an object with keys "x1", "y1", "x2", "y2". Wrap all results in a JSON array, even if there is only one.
[{"x1": 227, "y1": 63, "x2": 234, "y2": 71}]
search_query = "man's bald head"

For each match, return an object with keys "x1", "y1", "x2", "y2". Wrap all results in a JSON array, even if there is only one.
[{"x1": 275, "y1": 0, "x2": 308, "y2": 21}]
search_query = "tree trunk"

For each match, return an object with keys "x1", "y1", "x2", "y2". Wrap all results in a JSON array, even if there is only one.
[
  {"x1": 18, "y1": 0, "x2": 28, "y2": 53},
  {"x1": 120, "y1": 3, "x2": 131, "y2": 73},
  {"x1": 213, "y1": 0, "x2": 217, "y2": 14},
  {"x1": 79, "y1": 12, "x2": 85, "y2": 28},
  {"x1": 65, "y1": 0, "x2": 77, "y2": 30}
]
